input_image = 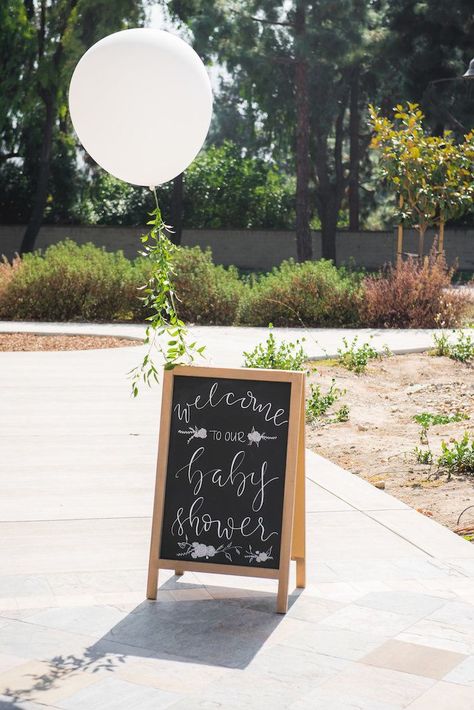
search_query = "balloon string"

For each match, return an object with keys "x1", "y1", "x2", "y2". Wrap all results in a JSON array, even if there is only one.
[{"x1": 150, "y1": 186, "x2": 159, "y2": 211}]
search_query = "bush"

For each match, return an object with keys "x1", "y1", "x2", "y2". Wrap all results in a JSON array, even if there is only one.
[
  {"x1": 0, "y1": 240, "x2": 134, "y2": 321},
  {"x1": 242, "y1": 328, "x2": 308, "y2": 370},
  {"x1": 239, "y1": 259, "x2": 361, "y2": 327},
  {"x1": 130, "y1": 247, "x2": 243, "y2": 325},
  {"x1": 0, "y1": 241, "x2": 243, "y2": 325},
  {"x1": 360, "y1": 250, "x2": 468, "y2": 328}
]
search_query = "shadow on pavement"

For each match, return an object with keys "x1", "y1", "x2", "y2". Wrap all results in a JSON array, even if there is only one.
[{"x1": 2, "y1": 580, "x2": 302, "y2": 706}]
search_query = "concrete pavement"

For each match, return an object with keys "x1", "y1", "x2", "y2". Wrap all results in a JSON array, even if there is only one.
[{"x1": 0, "y1": 324, "x2": 473, "y2": 709}]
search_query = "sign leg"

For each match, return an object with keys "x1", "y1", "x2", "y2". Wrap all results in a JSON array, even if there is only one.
[
  {"x1": 291, "y1": 385, "x2": 306, "y2": 588},
  {"x1": 146, "y1": 564, "x2": 159, "y2": 600}
]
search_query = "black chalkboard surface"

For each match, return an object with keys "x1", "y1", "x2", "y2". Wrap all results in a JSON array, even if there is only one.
[
  {"x1": 147, "y1": 365, "x2": 306, "y2": 613},
  {"x1": 160, "y1": 375, "x2": 291, "y2": 569}
]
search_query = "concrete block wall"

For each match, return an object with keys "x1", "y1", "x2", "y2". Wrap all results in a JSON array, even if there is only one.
[{"x1": 1, "y1": 224, "x2": 473, "y2": 271}]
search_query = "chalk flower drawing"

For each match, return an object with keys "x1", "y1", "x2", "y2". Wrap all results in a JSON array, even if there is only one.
[
  {"x1": 178, "y1": 426, "x2": 207, "y2": 444},
  {"x1": 247, "y1": 426, "x2": 277, "y2": 447},
  {"x1": 177, "y1": 535, "x2": 241, "y2": 562},
  {"x1": 245, "y1": 545, "x2": 273, "y2": 563}
]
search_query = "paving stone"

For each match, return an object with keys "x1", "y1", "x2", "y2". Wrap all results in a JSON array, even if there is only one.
[
  {"x1": 57, "y1": 677, "x2": 180, "y2": 710},
  {"x1": 355, "y1": 590, "x2": 447, "y2": 619},
  {"x1": 360, "y1": 639, "x2": 465, "y2": 679},
  {"x1": 406, "y1": 680, "x2": 474, "y2": 709},
  {"x1": 295, "y1": 663, "x2": 434, "y2": 708},
  {"x1": 443, "y1": 654, "x2": 474, "y2": 686}
]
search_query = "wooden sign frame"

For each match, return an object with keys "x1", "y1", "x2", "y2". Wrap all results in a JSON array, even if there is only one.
[{"x1": 146, "y1": 365, "x2": 306, "y2": 613}]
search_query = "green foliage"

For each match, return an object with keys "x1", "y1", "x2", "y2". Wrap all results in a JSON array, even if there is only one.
[
  {"x1": 240, "y1": 260, "x2": 361, "y2": 327},
  {"x1": 333, "y1": 404, "x2": 350, "y2": 423},
  {"x1": 128, "y1": 205, "x2": 205, "y2": 395},
  {"x1": 306, "y1": 379, "x2": 347, "y2": 423},
  {"x1": 433, "y1": 329, "x2": 474, "y2": 363},
  {"x1": 438, "y1": 433, "x2": 474, "y2": 477},
  {"x1": 242, "y1": 328, "x2": 307, "y2": 371},
  {"x1": 337, "y1": 336, "x2": 381, "y2": 373},
  {"x1": 413, "y1": 412, "x2": 469, "y2": 428},
  {"x1": 0, "y1": 240, "x2": 134, "y2": 321},
  {"x1": 182, "y1": 142, "x2": 294, "y2": 229},
  {"x1": 166, "y1": 247, "x2": 243, "y2": 325},
  {"x1": 369, "y1": 104, "x2": 474, "y2": 244},
  {"x1": 414, "y1": 446, "x2": 434, "y2": 465}
]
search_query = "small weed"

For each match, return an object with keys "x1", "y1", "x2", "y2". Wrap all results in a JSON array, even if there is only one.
[
  {"x1": 414, "y1": 446, "x2": 433, "y2": 465},
  {"x1": 337, "y1": 336, "x2": 383, "y2": 374},
  {"x1": 432, "y1": 328, "x2": 474, "y2": 363},
  {"x1": 243, "y1": 326, "x2": 308, "y2": 371},
  {"x1": 413, "y1": 412, "x2": 469, "y2": 428},
  {"x1": 450, "y1": 330, "x2": 474, "y2": 363},
  {"x1": 306, "y1": 379, "x2": 346, "y2": 422},
  {"x1": 438, "y1": 432, "x2": 474, "y2": 478},
  {"x1": 333, "y1": 404, "x2": 350, "y2": 423}
]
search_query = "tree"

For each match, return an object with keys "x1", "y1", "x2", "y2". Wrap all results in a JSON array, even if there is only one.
[
  {"x1": 369, "y1": 103, "x2": 474, "y2": 258},
  {"x1": 168, "y1": 0, "x2": 379, "y2": 261},
  {"x1": 0, "y1": 0, "x2": 145, "y2": 254}
]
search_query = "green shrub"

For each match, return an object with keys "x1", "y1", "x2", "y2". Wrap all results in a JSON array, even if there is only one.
[
  {"x1": 239, "y1": 259, "x2": 361, "y2": 327},
  {"x1": 0, "y1": 240, "x2": 134, "y2": 321},
  {"x1": 432, "y1": 328, "x2": 474, "y2": 363},
  {"x1": 171, "y1": 247, "x2": 243, "y2": 325},
  {"x1": 243, "y1": 328, "x2": 308, "y2": 370},
  {"x1": 306, "y1": 378, "x2": 346, "y2": 422},
  {"x1": 337, "y1": 336, "x2": 382, "y2": 373}
]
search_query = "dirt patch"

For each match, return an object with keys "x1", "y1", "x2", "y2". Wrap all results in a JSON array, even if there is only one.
[
  {"x1": 306, "y1": 352, "x2": 474, "y2": 537},
  {"x1": 0, "y1": 332, "x2": 142, "y2": 351}
]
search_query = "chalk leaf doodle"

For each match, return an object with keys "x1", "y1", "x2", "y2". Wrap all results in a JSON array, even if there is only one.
[
  {"x1": 247, "y1": 426, "x2": 277, "y2": 447},
  {"x1": 245, "y1": 545, "x2": 273, "y2": 563},
  {"x1": 177, "y1": 535, "x2": 241, "y2": 562},
  {"x1": 178, "y1": 426, "x2": 207, "y2": 444}
]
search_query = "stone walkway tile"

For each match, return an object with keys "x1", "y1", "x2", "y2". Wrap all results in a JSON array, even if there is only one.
[
  {"x1": 168, "y1": 670, "x2": 311, "y2": 710},
  {"x1": 291, "y1": 687, "x2": 402, "y2": 710},
  {"x1": 360, "y1": 639, "x2": 465, "y2": 679},
  {"x1": 306, "y1": 663, "x2": 434, "y2": 708},
  {"x1": 0, "y1": 620, "x2": 93, "y2": 662},
  {"x1": 249, "y1": 643, "x2": 348, "y2": 685},
  {"x1": 320, "y1": 604, "x2": 417, "y2": 636},
  {"x1": 367, "y1": 510, "x2": 474, "y2": 559},
  {"x1": 284, "y1": 595, "x2": 343, "y2": 624},
  {"x1": 0, "y1": 658, "x2": 100, "y2": 706},
  {"x1": 443, "y1": 654, "x2": 474, "y2": 686},
  {"x1": 0, "y1": 655, "x2": 29, "y2": 675},
  {"x1": 24, "y1": 605, "x2": 128, "y2": 638},
  {"x1": 57, "y1": 677, "x2": 180, "y2": 709},
  {"x1": 306, "y1": 481, "x2": 353, "y2": 513},
  {"x1": 305, "y1": 582, "x2": 362, "y2": 604},
  {"x1": 446, "y1": 558, "x2": 474, "y2": 577},
  {"x1": 0, "y1": 576, "x2": 54, "y2": 601},
  {"x1": 308, "y1": 512, "x2": 424, "y2": 561},
  {"x1": 117, "y1": 657, "x2": 231, "y2": 695},
  {"x1": 355, "y1": 591, "x2": 447, "y2": 619},
  {"x1": 169, "y1": 588, "x2": 213, "y2": 602},
  {"x1": 406, "y1": 680, "x2": 474, "y2": 709},
  {"x1": 397, "y1": 618, "x2": 474, "y2": 655},
  {"x1": 427, "y1": 600, "x2": 474, "y2": 632},
  {"x1": 284, "y1": 623, "x2": 390, "y2": 661},
  {"x1": 0, "y1": 696, "x2": 58, "y2": 709}
]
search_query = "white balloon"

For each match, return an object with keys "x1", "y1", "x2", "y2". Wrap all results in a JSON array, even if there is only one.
[{"x1": 69, "y1": 28, "x2": 212, "y2": 187}]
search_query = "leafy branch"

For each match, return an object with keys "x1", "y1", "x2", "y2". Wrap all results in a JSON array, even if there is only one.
[{"x1": 129, "y1": 190, "x2": 205, "y2": 396}]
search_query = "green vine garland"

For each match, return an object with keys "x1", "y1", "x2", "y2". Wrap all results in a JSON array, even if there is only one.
[{"x1": 129, "y1": 190, "x2": 205, "y2": 396}]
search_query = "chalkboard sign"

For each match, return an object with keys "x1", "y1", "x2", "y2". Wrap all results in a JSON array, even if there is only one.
[{"x1": 147, "y1": 366, "x2": 306, "y2": 613}]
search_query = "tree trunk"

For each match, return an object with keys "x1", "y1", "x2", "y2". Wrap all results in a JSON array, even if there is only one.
[
  {"x1": 170, "y1": 172, "x2": 184, "y2": 246},
  {"x1": 319, "y1": 194, "x2": 337, "y2": 262},
  {"x1": 294, "y1": 2, "x2": 312, "y2": 262},
  {"x1": 348, "y1": 66, "x2": 360, "y2": 231},
  {"x1": 418, "y1": 224, "x2": 426, "y2": 259},
  {"x1": 20, "y1": 93, "x2": 55, "y2": 254}
]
